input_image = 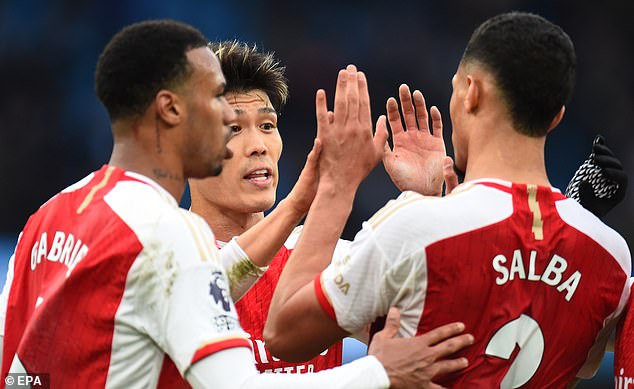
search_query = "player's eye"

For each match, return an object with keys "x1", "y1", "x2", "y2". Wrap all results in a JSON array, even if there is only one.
[
  {"x1": 229, "y1": 125, "x2": 241, "y2": 134},
  {"x1": 260, "y1": 122, "x2": 277, "y2": 131}
]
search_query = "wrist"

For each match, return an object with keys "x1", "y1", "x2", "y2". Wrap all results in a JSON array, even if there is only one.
[{"x1": 275, "y1": 197, "x2": 307, "y2": 224}]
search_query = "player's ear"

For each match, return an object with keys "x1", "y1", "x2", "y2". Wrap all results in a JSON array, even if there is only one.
[
  {"x1": 547, "y1": 106, "x2": 565, "y2": 133},
  {"x1": 155, "y1": 90, "x2": 183, "y2": 126},
  {"x1": 464, "y1": 75, "x2": 479, "y2": 113}
]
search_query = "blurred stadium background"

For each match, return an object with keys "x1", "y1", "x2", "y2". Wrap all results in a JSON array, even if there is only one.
[{"x1": 1, "y1": 1, "x2": 632, "y2": 387}]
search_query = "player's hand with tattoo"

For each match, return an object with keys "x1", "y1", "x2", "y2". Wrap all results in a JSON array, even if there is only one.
[
  {"x1": 369, "y1": 307, "x2": 473, "y2": 389},
  {"x1": 380, "y1": 84, "x2": 447, "y2": 196},
  {"x1": 565, "y1": 135, "x2": 628, "y2": 217}
]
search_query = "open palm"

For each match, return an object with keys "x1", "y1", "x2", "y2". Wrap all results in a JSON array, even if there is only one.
[{"x1": 381, "y1": 84, "x2": 447, "y2": 196}]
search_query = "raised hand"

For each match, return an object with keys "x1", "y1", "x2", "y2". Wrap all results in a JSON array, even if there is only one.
[
  {"x1": 315, "y1": 65, "x2": 388, "y2": 193},
  {"x1": 368, "y1": 307, "x2": 472, "y2": 389},
  {"x1": 380, "y1": 84, "x2": 447, "y2": 196},
  {"x1": 565, "y1": 135, "x2": 628, "y2": 217},
  {"x1": 284, "y1": 138, "x2": 322, "y2": 216}
]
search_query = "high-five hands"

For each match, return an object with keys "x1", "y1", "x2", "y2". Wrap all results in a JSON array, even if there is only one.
[
  {"x1": 380, "y1": 84, "x2": 447, "y2": 196},
  {"x1": 314, "y1": 65, "x2": 388, "y2": 193}
]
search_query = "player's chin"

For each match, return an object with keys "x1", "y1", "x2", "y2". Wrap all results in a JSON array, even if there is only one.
[
  {"x1": 187, "y1": 160, "x2": 224, "y2": 179},
  {"x1": 247, "y1": 194, "x2": 276, "y2": 213}
]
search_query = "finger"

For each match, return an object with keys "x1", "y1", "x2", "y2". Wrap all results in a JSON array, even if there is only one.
[
  {"x1": 358, "y1": 72, "x2": 372, "y2": 128},
  {"x1": 593, "y1": 134, "x2": 606, "y2": 146},
  {"x1": 413, "y1": 89, "x2": 429, "y2": 133},
  {"x1": 430, "y1": 106, "x2": 444, "y2": 139},
  {"x1": 443, "y1": 157, "x2": 459, "y2": 194},
  {"x1": 430, "y1": 333, "x2": 474, "y2": 357},
  {"x1": 399, "y1": 84, "x2": 418, "y2": 132},
  {"x1": 376, "y1": 307, "x2": 400, "y2": 340},
  {"x1": 315, "y1": 89, "x2": 329, "y2": 138},
  {"x1": 306, "y1": 138, "x2": 322, "y2": 167},
  {"x1": 430, "y1": 357, "x2": 469, "y2": 378},
  {"x1": 373, "y1": 115, "x2": 390, "y2": 159},
  {"x1": 603, "y1": 168, "x2": 628, "y2": 185},
  {"x1": 345, "y1": 64, "x2": 359, "y2": 123},
  {"x1": 594, "y1": 154, "x2": 623, "y2": 170},
  {"x1": 327, "y1": 111, "x2": 335, "y2": 124},
  {"x1": 333, "y1": 69, "x2": 348, "y2": 125},
  {"x1": 386, "y1": 97, "x2": 405, "y2": 136},
  {"x1": 420, "y1": 321, "x2": 466, "y2": 346},
  {"x1": 377, "y1": 115, "x2": 392, "y2": 153},
  {"x1": 592, "y1": 143, "x2": 616, "y2": 157}
]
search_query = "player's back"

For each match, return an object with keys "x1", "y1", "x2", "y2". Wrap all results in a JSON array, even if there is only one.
[
  {"x1": 320, "y1": 179, "x2": 630, "y2": 388},
  {"x1": 402, "y1": 180, "x2": 630, "y2": 387},
  {"x1": 1, "y1": 165, "x2": 244, "y2": 388}
]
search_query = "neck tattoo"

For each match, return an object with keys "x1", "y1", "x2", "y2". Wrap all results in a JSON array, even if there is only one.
[{"x1": 152, "y1": 168, "x2": 183, "y2": 182}]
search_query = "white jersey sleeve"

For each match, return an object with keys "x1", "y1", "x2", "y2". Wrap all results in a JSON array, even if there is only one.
[
  {"x1": 219, "y1": 237, "x2": 266, "y2": 302},
  {"x1": 104, "y1": 183, "x2": 250, "y2": 379},
  {"x1": 187, "y1": 347, "x2": 390, "y2": 389},
  {"x1": 316, "y1": 192, "x2": 427, "y2": 336}
]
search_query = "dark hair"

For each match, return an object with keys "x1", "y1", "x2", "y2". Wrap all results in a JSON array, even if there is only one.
[
  {"x1": 462, "y1": 12, "x2": 576, "y2": 136},
  {"x1": 95, "y1": 20, "x2": 208, "y2": 122},
  {"x1": 209, "y1": 40, "x2": 288, "y2": 112}
]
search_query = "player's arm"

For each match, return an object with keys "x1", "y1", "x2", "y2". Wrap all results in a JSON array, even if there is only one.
[
  {"x1": 266, "y1": 67, "x2": 472, "y2": 373},
  {"x1": 265, "y1": 65, "x2": 385, "y2": 356},
  {"x1": 219, "y1": 142, "x2": 321, "y2": 300},
  {"x1": 381, "y1": 84, "x2": 447, "y2": 196},
  {"x1": 187, "y1": 308, "x2": 471, "y2": 389}
]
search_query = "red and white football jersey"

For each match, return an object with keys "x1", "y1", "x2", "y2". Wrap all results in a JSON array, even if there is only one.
[
  {"x1": 315, "y1": 179, "x2": 631, "y2": 388},
  {"x1": 615, "y1": 280, "x2": 634, "y2": 387},
  {"x1": 234, "y1": 227, "x2": 344, "y2": 373},
  {"x1": 0, "y1": 165, "x2": 250, "y2": 388}
]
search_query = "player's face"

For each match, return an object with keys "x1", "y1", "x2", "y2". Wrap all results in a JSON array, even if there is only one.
[
  {"x1": 449, "y1": 64, "x2": 468, "y2": 172},
  {"x1": 190, "y1": 90, "x2": 282, "y2": 214},
  {"x1": 181, "y1": 47, "x2": 235, "y2": 179}
]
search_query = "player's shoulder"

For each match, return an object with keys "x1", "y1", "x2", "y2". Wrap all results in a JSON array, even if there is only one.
[
  {"x1": 367, "y1": 181, "x2": 513, "y2": 241},
  {"x1": 106, "y1": 172, "x2": 217, "y2": 264},
  {"x1": 556, "y1": 197, "x2": 631, "y2": 268},
  {"x1": 284, "y1": 225, "x2": 350, "y2": 256}
]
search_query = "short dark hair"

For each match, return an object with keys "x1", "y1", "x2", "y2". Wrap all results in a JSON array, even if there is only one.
[
  {"x1": 209, "y1": 40, "x2": 288, "y2": 112},
  {"x1": 462, "y1": 12, "x2": 576, "y2": 136},
  {"x1": 95, "y1": 20, "x2": 208, "y2": 122}
]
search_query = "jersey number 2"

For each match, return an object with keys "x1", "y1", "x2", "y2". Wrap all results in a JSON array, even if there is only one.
[{"x1": 484, "y1": 314, "x2": 544, "y2": 388}]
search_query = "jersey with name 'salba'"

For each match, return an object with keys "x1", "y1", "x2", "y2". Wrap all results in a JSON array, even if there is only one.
[
  {"x1": 315, "y1": 179, "x2": 631, "y2": 388},
  {"x1": 0, "y1": 165, "x2": 250, "y2": 389},
  {"x1": 234, "y1": 226, "x2": 344, "y2": 374}
]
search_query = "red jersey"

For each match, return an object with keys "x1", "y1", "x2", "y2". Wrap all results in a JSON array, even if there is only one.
[
  {"x1": 316, "y1": 180, "x2": 631, "y2": 388},
  {"x1": 235, "y1": 227, "x2": 343, "y2": 373},
  {"x1": 0, "y1": 166, "x2": 250, "y2": 388},
  {"x1": 615, "y1": 281, "x2": 634, "y2": 387}
]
